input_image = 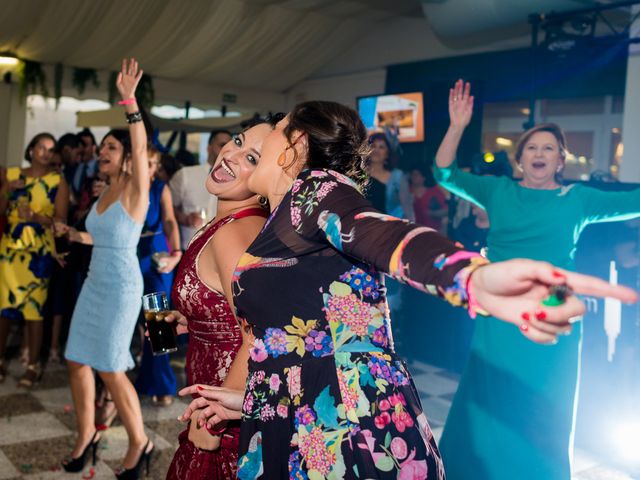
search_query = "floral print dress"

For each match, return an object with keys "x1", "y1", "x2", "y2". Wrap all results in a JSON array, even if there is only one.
[
  {"x1": 233, "y1": 169, "x2": 486, "y2": 479},
  {"x1": 0, "y1": 167, "x2": 60, "y2": 321}
]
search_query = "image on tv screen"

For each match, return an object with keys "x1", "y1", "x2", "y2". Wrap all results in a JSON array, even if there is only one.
[{"x1": 357, "y1": 92, "x2": 424, "y2": 143}]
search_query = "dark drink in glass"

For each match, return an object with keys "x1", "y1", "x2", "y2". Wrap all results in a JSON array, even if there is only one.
[
  {"x1": 54, "y1": 234, "x2": 71, "y2": 256},
  {"x1": 142, "y1": 292, "x2": 177, "y2": 356}
]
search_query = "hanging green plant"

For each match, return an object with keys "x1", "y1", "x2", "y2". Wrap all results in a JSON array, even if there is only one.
[
  {"x1": 53, "y1": 63, "x2": 63, "y2": 108},
  {"x1": 136, "y1": 73, "x2": 155, "y2": 110},
  {"x1": 72, "y1": 67, "x2": 99, "y2": 95},
  {"x1": 107, "y1": 71, "x2": 119, "y2": 105},
  {"x1": 16, "y1": 59, "x2": 48, "y2": 102}
]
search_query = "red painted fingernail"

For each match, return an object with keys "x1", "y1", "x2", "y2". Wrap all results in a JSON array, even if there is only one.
[
  {"x1": 552, "y1": 271, "x2": 565, "y2": 279},
  {"x1": 535, "y1": 310, "x2": 547, "y2": 321},
  {"x1": 521, "y1": 312, "x2": 530, "y2": 321},
  {"x1": 520, "y1": 323, "x2": 529, "y2": 332},
  {"x1": 196, "y1": 385, "x2": 203, "y2": 391}
]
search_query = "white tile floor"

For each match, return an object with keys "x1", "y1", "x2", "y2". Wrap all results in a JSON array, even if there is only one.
[{"x1": 0, "y1": 358, "x2": 637, "y2": 479}]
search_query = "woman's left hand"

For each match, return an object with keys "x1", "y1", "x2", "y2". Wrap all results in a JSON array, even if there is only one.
[
  {"x1": 116, "y1": 58, "x2": 143, "y2": 101},
  {"x1": 470, "y1": 259, "x2": 637, "y2": 344},
  {"x1": 178, "y1": 385, "x2": 244, "y2": 428}
]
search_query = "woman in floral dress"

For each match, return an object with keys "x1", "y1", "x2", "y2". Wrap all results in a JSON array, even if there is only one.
[
  {"x1": 180, "y1": 101, "x2": 635, "y2": 479},
  {"x1": 0, "y1": 133, "x2": 69, "y2": 387}
]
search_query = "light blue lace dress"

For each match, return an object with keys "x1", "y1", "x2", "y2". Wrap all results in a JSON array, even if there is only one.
[{"x1": 65, "y1": 198, "x2": 144, "y2": 372}]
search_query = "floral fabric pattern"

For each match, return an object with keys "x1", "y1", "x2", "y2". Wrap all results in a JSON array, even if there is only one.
[
  {"x1": 235, "y1": 169, "x2": 486, "y2": 479},
  {"x1": 0, "y1": 167, "x2": 60, "y2": 321}
]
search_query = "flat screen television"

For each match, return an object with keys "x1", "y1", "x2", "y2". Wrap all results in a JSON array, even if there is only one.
[{"x1": 357, "y1": 92, "x2": 424, "y2": 143}]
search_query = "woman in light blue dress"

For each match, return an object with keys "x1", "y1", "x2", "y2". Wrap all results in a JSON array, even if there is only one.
[{"x1": 60, "y1": 59, "x2": 154, "y2": 479}]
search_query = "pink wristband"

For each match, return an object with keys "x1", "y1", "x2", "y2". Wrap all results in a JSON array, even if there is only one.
[
  {"x1": 466, "y1": 268, "x2": 488, "y2": 319},
  {"x1": 117, "y1": 98, "x2": 136, "y2": 105}
]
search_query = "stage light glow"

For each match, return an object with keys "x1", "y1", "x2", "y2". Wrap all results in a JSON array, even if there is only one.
[
  {"x1": 483, "y1": 152, "x2": 495, "y2": 163},
  {"x1": 0, "y1": 53, "x2": 18, "y2": 66},
  {"x1": 610, "y1": 421, "x2": 640, "y2": 464},
  {"x1": 495, "y1": 137, "x2": 513, "y2": 147}
]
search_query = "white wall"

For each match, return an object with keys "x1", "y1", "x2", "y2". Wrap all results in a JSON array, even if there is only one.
[
  {"x1": 620, "y1": 7, "x2": 640, "y2": 183},
  {"x1": 285, "y1": 69, "x2": 386, "y2": 110},
  {"x1": 0, "y1": 83, "x2": 27, "y2": 167}
]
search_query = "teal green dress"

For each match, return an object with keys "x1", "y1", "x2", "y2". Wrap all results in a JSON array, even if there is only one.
[{"x1": 435, "y1": 163, "x2": 640, "y2": 480}]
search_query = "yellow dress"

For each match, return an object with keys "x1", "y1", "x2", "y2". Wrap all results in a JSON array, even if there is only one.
[{"x1": 0, "y1": 167, "x2": 60, "y2": 321}]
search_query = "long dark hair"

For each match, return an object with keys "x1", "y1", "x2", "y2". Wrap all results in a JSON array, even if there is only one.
[
  {"x1": 101, "y1": 129, "x2": 131, "y2": 176},
  {"x1": 24, "y1": 132, "x2": 56, "y2": 163},
  {"x1": 284, "y1": 101, "x2": 370, "y2": 189}
]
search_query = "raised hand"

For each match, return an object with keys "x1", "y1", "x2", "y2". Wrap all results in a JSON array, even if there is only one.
[
  {"x1": 470, "y1": 259, "x2": 637, "y2": 344},
  {"x1": 116, "y1": 58, "x2": 143, "y2": 101},
  {"x1": 449, "y1": 79, "x2": 474, "y2": 130}
]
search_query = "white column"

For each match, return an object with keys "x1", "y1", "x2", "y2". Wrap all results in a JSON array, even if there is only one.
[
  {"x1": 0, "y1": 81, "x2": 27, "y2": 168},
  {"x1": 620, "y1": 6, "x2": 640, "y2": 183}
]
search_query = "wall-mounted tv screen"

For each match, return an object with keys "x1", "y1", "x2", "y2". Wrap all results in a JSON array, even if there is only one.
[{"x1": 357, "y1": 92, "x2": 424, "y2": 143}]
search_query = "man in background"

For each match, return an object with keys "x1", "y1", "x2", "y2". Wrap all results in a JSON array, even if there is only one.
[{"x1": 73, "y1": 128, "x2": 98, "y2": 194}]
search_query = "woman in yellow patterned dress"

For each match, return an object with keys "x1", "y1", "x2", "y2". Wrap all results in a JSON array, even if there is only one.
[{"x1": 0, "y1": 132, "x2": 69, "y2": 387}]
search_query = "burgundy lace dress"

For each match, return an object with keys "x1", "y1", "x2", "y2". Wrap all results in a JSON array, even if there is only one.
[{"x1": 166, "y1": 208, "x2": 268, "y2": 480}]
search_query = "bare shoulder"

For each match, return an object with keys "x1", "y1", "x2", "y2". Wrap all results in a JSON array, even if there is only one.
[{"x1": 210, "y1": 215, "x2": 266, "y2": 253}]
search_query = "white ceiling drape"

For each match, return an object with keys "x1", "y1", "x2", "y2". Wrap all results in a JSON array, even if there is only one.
[{"x1": 0, "y1": 0, "x2": 416, "y2": 91}]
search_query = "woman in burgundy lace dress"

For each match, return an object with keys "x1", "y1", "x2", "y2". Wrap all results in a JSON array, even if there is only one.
[{"x1": 166, "y1": 116, "x2": 282, "y2": 479}]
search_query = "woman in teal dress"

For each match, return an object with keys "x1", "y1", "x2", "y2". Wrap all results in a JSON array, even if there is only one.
[{"x1": 435, "y1": 80, "x2": 640, "y2": 480}]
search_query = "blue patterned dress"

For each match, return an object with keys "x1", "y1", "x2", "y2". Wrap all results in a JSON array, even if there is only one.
[
  {"x1": 65, "y1": 197, "x2": 144, "y2": 372},
  {"x1": 135, "y1": 179, "x2": 177, "y2": 396}
]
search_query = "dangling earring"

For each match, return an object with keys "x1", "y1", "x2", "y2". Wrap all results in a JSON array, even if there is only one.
[
  {"x1": 277, "y1": 145, "x2": 292, "y2": 167},
  {"x1": 257, "y1": 195, "x2": 269, "y2": 209},
  {"x1": 516, "y1": 162, "x2": 524, "y2": 172}
]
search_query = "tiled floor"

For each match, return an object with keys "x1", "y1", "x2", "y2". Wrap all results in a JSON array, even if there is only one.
[{"x1": 0, "y1": 358, "x2": 637, "y2": 479}]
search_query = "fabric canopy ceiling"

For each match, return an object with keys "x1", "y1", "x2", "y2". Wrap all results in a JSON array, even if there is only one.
[{"x1": 0, "y1": 0, "x2": 421, "y2": 92}]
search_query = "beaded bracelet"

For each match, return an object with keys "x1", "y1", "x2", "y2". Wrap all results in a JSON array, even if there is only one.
[{"x1": 125, "y1": 111, "x2": 143, "y2": 124}]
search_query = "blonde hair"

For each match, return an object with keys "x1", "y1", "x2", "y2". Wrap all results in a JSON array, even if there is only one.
[{"x1": 514, "y1": 123, "x2": 569, "y2": 164}]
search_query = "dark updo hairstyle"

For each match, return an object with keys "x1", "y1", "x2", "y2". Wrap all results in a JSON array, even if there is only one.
[
  {"x1": 368, "y1": 132, "x2": 397, "y2": 171},
  {"x1": 24, "y1": 132, "x2": 56, "y2": 162},
  {"x1": 284, "y1": 101, "x2": 370, "y2": 189}
]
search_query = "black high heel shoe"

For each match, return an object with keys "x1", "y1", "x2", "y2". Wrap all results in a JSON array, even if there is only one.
[
  {"x1": 115, "y1": 440, "x2": 154, "y2": 480},
  {"x1": 62, "y1": 431, "x2": 100, "y2": 472}
]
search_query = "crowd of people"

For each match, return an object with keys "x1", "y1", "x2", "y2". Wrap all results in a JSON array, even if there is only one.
[{"x1": 0, "y1": 62, "x2": 638, "y2": 480}]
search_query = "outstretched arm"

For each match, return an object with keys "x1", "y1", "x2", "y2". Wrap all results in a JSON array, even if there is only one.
[{"x1": 293, "y1": 170, "x2": 637, "y2": 344}]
